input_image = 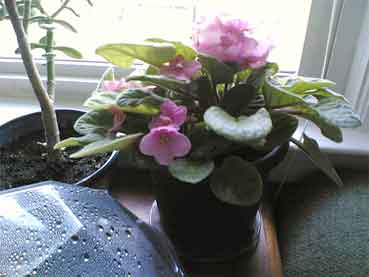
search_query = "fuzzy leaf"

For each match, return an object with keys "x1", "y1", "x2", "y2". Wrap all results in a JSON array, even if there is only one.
[
  {"x1": 116, "y1": 90, "x2": 160, "y2": 115},
  {"x1": 221, "y1": 84, "x2": 257, "y2": 116},
  {"x1": 282, "y1": 76, "x2": 336, "y2": 93},
  {"x1": 204, "y1": 107, "x2": 272, "y2": 145},
  {"x1": 127, "y1": 75, "x2": 188, "y2": 93},
  {"x1": 198, "y1": 54, "x2": 235, "y2": 84},
  {"x1": 54, "y1": 133, "x2": 104, "y2": 149},
  {"x1": 210, "y1": 156, "x2": 263, "y2": 206},
  {"x1": 312, "y1": 97, "x2": 361, "y2": 128},
  {"x1": 74, "y1": 110, "x2": 114, "y2": 135},
  {"x1": 262, "y1": 112, "x2": 298, "y2": 150},
  {"x1": 291, "y1": 134, "x2": 344, "y2": 187},
  {"x1": 70, "y1": 133, "x2": 142, "y2": 158},
  {"x1": 169, "y1": 159, "x2": 215, "y2": 184},
  {"x1": 264, "y1": 76, "x2": 306, "y2": 107},
  {"x1": 96, "y1": 43, "x2": 176, "y2": 68},
  {"x1": 146, "y1": 38, "x2": 197, "y2": 60},
  {"x1": 116, "y1": 89, "x2": 157, "y2": 106},
  {"x1": 84, "y1": 91, "x2": 119, "y2": 110}
]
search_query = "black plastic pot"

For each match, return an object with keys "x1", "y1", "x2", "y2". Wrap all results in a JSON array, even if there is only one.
[
  {"x1": 0, "y1": 109, "x2": 118, "y2": 187},
  {"x1": 152, "y1": 143, "x2": 289, "y2": 263}
]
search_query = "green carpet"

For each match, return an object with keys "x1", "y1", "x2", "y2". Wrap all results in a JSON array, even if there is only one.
[{"x1": 277, "y1": 169, "x2": 369, "y2": 277}]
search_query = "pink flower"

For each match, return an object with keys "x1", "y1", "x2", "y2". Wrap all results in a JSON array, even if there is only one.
[
  {"x1": 149, "y1": 100, "x2": 187, "y2": 130},
  {"x1": 192, "y1": 16, "x2": 272, "y2": 68},
  {"x1": 139, "y1": 126, "x2": 191, "y2": 165},
  {"x1": 160, "y1": 55, "x2": 201, "y2": 81},
  {"x1": 108, "y1": 107, "x2": 126, "y2": 134},
  {"x1": 102, "y1": 79, "x2": 145, "y2": 92}
]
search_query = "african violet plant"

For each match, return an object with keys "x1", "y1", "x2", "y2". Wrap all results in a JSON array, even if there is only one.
[
  {"x1": 1, "y1": 0, "x2": 90, "y2": 160},
  {"x1": 57, "y1": 15, "x2": 361, "y2": 205}
]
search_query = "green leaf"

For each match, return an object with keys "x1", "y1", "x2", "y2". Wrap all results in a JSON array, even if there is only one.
[
  {"x1": 189, "y1": 128, "x2": 233, "y2": 160},
  {"x1": 291, "y1": 134, "x2": 344, "y2": 187},
  {"x1": 290, "y1": 96, "x2": 361, "y2": 142},
  {"x1": 30, "y1": 43, "x2": 46, "y2": 50},
  {"x1": 74, "y1": 110, "x2": 114, "y2": 135},
  {"x1": 54, "y1": 133, "x2": 104, "y2": 149},
  {"x1": 116, "y1": 89, "x2": 157, "y2": 106},
  {"x1": 262, "y1": 112, "x2": 298, "y2": 150},
  {"x1": 264, "y1": 75, "x2": 306, "y2": 107},
  {"x1": 28, "y1": 15, "x2": 48, "y2": 24},
  {"x1": 293, "y1": 104, "x2": 343, "y2": 142},
  {"x1": 54, "y1": 46, "x2": 82, "y2": 59},
  {"x1": 204, "y1": 107, "x2": 272, "y2": 145},
  {"x1": 169, "y1": 159, "x2": 215, "y2": 184},
  {"x1": 247, "y1": 62, "x2": 279, "y2": 89},
  {"x1": 119, "y1": 147, "x2": 160, "y2": 169},
  {"x1": 146, "y1": 38, "x2": 197, "y2": 60},
  {"x1": 309, "y1": 88, "x2": 346, "y2": 102},
  {"x1": 127, "y1": 75, "x2": 188, "y2": 93},
  {"x1": 198, "y1": 54, "x2": 235, "y2": 84},
  {"x1": 70, "y1": 133, "x2": 143, "y2": 158},
  {"x1": 39, "y1": 35, "x2": 55, "y2": 46},
  {"x1": 311, "y1": 97, "x2": 361, "y2": 128},
  {"x1": 210, "y1": 156, "x2": 263, "y2": 206},
  {"x1": 282, "y1": 76, "x2": 336, "y2": 93},
  {"x1": 84, "y1": 91, "x2": 119, "y2": 110},
  {"x1": 191, "y1": 76, "x2": 216, "y2": 109},
  {"x1": 52, "y1": 19, "x2": 77, "y2": 33},
  {"x1": 116, "y1": 90, "x2": 160, "y2": 115},
  {"x1": 221, "y1": 84, "x2": 257, "y2": 116},
  {"x1": 96, "y1": 43, "x2": 176, "y2": 68}
]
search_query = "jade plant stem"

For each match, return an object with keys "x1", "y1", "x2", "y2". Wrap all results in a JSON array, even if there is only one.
[
  {"x1": 5, "y1": 0, "x2": 62, "y2": 161},
  {"x1": 45, "y1": 29, "x2": 56, "y2": 101},
  {"x1": 22, "y1": 0, "x2": 31, "y2": 33}
]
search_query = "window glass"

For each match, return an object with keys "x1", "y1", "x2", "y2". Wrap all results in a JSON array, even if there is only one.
[{"x1": 0, "y1": 0, "x2": 311, "y2": 72}]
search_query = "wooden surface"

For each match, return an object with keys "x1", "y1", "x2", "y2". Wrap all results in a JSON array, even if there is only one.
[{"x1": 106, "y1": 170, "x2": 283, "y2": 277}]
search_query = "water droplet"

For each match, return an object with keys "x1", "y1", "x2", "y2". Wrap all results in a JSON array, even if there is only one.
[
  {"x1": 106, "y1": 232, "x2": 112, "y2": 241},
  {"x1": 124, "y1": 249, "x2": 129, "y2": 257},
  {"x1": 83, "y1": 253, "x2": 89, "y2": 262},
  {"x1": 56, "y1": 220, "x2": 62, "y2": 228},
  {"x1": 71, "y1": 235, "x2": 79, "y2": 244},
  {"x1": 97, "y1": 225, "x2": 104, "y2": 232},
  {"x1": 117, "y1": 248, "x2": 122, "y2": 256},
  {"x1": 125, "y1": 229, "x2": 132, "y2": 238},
  {"x1": 137, "y1": 261, "x2": 142, "y2": 269}
]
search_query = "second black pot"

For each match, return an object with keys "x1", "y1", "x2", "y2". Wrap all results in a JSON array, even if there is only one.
[{"x1": 152, "y1": 143, "x2": 289, "y2": 263}]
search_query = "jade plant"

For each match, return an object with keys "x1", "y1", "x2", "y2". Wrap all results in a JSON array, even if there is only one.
[
  {"x1": 57, "y1": 15, "x2": 361, "y2": 205},
  {"x1": 0, "y1": 0, "x2": 90, "y2": 160}
]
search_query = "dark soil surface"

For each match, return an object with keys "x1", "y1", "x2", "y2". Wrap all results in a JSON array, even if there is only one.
[{"x1": 0, "y1": 131, "x2": 110, "y2": 190}]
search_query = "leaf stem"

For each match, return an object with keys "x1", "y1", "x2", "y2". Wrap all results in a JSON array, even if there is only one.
[{"x1": 51, "y1": 0, "x2": 71, "y2": 18}]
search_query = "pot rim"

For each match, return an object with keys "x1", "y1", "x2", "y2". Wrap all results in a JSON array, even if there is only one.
[{"x1": 0, "y1": 108, "x2": 119, "y2": 187}]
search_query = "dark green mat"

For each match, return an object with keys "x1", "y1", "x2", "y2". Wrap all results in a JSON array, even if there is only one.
[{"x1": 277, "y1": 169, "x2": 369, "y2": 277}]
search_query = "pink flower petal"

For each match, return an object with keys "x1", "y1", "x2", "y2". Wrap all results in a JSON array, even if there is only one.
[
  {"x1": 167, "y1": 131, "x2": 191, "y2": 157},
  {"x1": 160, "y1": 55, "x2": 201, "y2": 81},
  {"x1": 108, "y1": 107, "x2": 126, "y2": 134},
  {"x1": 139, "y1": 126, "x2": 192, "y2": 166},
  {"x1": 192, "y1": 15, "x2": 272, "y2": 66}
]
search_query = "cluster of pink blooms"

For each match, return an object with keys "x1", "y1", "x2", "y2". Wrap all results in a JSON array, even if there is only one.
[
  {"x1": 193, "y1": 15, "x2": 272, "y2": 68},
  {"x1": 103, "y1": 16, "x2": 272, "y2": 166},
  {"x1": 139, "y1": 101, "x2": 191, "y2": 165}
]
